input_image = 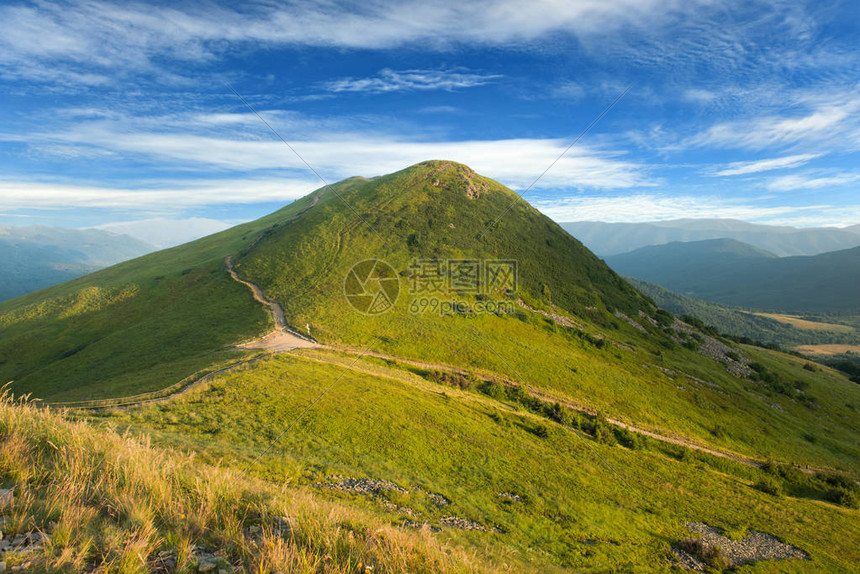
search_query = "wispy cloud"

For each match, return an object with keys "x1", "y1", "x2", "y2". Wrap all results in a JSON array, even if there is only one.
[
  {"x1": 533, "y1": 194, "x2": 851, "y2": 226},
  {"x1": 689, "y1": 98, "x2": 859, "y2": 151},
  {"x1": 324, "y1": 68, "x2": 500, "y2": 93},
  {"x1": 713, "y1": 153, "x2": 821, "y2": 176},
  {"x1": 549, "y1": 81, "x2": 586, "y2": 100},
  {"x1": 0, "y1": 178, "x2": 318, "y2": 210},
  {"x1": 0, "y1": 0, "x2": 752, "y2": 86},
  {"x1": 765, "y1": 171, "x2": 860, "y2": 191},
  {"x1": 7, "y1": 108, "x2": 654, "y2": 192}
]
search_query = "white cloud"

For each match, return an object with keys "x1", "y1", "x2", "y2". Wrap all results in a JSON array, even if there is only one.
[
  {"x1": 765, "y1": 172, "x2": 860, "y2": 191},
  {"x1": 534, "y1": 194, "x2": 835, "y2": 224},
  {"x1": 0, "y1": 178, "x2": 318, "y2": 210},
  {"x1": 550, "y1": 81, "x2": 586, "y2": 100},
  {"x1": 10, "y1": 110, "x2": 654, "y2": 192},
  {"x1": 0, "y1": 0, "x2": 708, "y2": 58},
  {"x1": 682, "y1": 89, "x2": 718, "y2": 104},
  {"x1": 325, "y1": 69, "x2": 501, "y2": 93},
  {"x1": 713, "y1": 153, "x2": 821, "y2": 176},
  {"x1": 689, "y1": 100, "x2": 858, "y2": 151},
  {"x1": 4, "y1": 0, "x2": 780, "y2": 88}
]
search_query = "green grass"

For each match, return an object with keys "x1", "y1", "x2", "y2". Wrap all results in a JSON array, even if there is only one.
[
  {"x1": 0, "y1": 193, "x2": 319, "y2": 401},
  {"x1": 2, "y1": 161, "x2": 858, "y2": 471},
  {"x1": 232, "y1": 161, "x2": 860, "y2": 470},
  {"x1": 1, "y1": 161, "x2": 859, "y2": 570},
  {"x1": 100, "y1": 351, "x2": 860, "y2": 572},
  {"x1": 0, "y1": 391, "x2": 486, "y2": 573}
]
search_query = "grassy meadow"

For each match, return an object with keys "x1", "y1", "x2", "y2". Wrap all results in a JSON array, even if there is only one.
[
  {"x1": 95, "y1": 351, "x2": 859, "y2": 572},
  {"x1": 0, "y1": 390, "x2": 493, "y2": 573}
]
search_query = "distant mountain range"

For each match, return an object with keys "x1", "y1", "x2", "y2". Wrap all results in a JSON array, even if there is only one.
[
  {"x1": 561, "y1": 219, "x2": 860, "y2": 256},
  {"x1": 628, "y1": 276, "x2": 860, "y2": 347},
  {"x1": 605, "y1": 238, "x2": 860, "y2": 313},
  {"x1": 94, "y1": 217, "x2": 232, "y2": 248},
  {"x1": 0, "y1": 225, "x2": 155, "y2": 301}
]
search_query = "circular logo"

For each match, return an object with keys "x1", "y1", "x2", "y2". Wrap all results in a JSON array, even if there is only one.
[{"x1": 343, "y1": 259, "x2": 400, "y2": 315}]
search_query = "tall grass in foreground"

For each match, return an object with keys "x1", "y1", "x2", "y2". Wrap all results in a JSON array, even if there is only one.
[{"x1": 0, "y1": 391, "x2": 483, "y2": 573}]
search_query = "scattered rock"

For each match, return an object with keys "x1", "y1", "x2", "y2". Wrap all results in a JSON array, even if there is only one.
[
  {"x1": 615, "y1": 311, "x2": 647, "y2": 332},
  {"x1": 244, "y1": 516, "x2": 296, "y2": 544},
  {"x1": 439, "y1": 516, "x2": 486, "y2": 531},
  {"x1": 381, "y1": 501, "x2": 417, "y2": 517},
  {"x1": 403, "y1": 520, "x2": 442, "y2": 533},
  {"x1": 196, "y1": 552, "x2": 219, "y2": 573},
  {"x1": 672, "y1": 522, "x2": 808, "y2": 570},
  {"x1": 455, "y1": 165, "x2": 489, "y2": 199},
  {"x1": 497, "y1": 492, "x2": 522, "y2": 503},
  {"x1": 314, "y1": 476, "x2": 407, "y2": 496},
  {"x1": 517, "y1": 300, "x2": 583, "y2": 329},
  {"x1": 671, "y1": 320, "x2": 753, "y2": 378},
  {"x1": 0, "y1": 530, "x2": 49, "y2": 556},
  {"x1": 273, "y1": 516, "x2": 294, "y2": 537},
  {"x1": 0, "y1": 561, "x2": 5, "y2": 572},
  {"x1": 426, "y1": 492, "x2": 449, "y2": 507},
  {"x1": 670, "y1": 546, "x2": 706, "y2": 571},
  {"x1": 638, "y1": 311, "x2": 659, "y2": 327},
  {"x1": 152, "y1": 550, "x2": 177, "y2": 574},
  {"x1": 0, "y1": 491, "x2": 11, "y2": 507}
]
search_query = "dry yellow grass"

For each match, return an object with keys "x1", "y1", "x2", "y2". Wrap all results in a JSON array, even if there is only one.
[
  {"x1": 795, "y1": 344, "x2": 860, "y2": 356},
  {"x1": 753, "y1": 313, "x2": 855, "y2": 332},
  {"x1": 0, "y1": 391, "x2": 487, "y2": 573}
]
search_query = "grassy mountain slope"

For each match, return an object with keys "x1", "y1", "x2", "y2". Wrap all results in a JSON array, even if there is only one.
[
  {"x1": 562, "y1": 219, "x2": 860, "y2": 256},
  {"x1": 0, "y1": 194, "x2": 322, "y2": 401},
  {"x1": 239, "y1": 161, "x2": 647, "y2": 319},
  {"x1": 0, "y1": 225, "x2": 155, "y2": 301},
  {"x1": 2, "y1": 162, "x2": 858, "y2": 471},
  {"x1": 96, "y1": 350, "x2": 859, "y2": 572},
  {"x1": 606, "y1": 240, "x2": 860, "y2": 313},
  {"x1": 231, "y1": 163, "x2": 858, "y2": 471},
  {"x1": 0, "y1": 392, "x2": 481, "y2": 573},
  {"x1": 1, "y1": 162, "x2": 859, "y2": 571}
]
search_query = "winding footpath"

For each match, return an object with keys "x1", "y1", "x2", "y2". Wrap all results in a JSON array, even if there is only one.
[{"x1": 226, "y1": 256, "x2": 318, "y2": 352}]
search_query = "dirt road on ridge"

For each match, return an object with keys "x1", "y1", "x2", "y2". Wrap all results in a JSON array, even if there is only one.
[{"x1": 226, "y1": 256, "x2": 318, "y2": 351}]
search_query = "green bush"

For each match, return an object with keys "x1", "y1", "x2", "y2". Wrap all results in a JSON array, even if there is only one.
[
  {"x1": 592, "y1": 416, "x2": 616, "y2": 445},
  {"x1": 654, "y1": 309, "x2": 674, "y2": 326},
  {"x1": 825, "y1": 488, "x2": 859, "y2": 509},
  {"x1": 481, "y1": 380, "x2": 507, "y2": 401},
  {"x1": 530, "y1": 424, "x2": 550, "y2": 438},
  {"x1": 754, "y1": 475, "x2": 784, "y2": 496}
]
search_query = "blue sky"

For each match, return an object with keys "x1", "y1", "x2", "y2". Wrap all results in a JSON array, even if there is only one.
[{"x1": 1, "y1": 0, "x2": 859, "y2": 236}]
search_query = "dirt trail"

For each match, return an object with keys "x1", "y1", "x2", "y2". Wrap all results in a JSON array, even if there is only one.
[{"x1": 226, "y1": 256, "x2": 318, "y2": 351}]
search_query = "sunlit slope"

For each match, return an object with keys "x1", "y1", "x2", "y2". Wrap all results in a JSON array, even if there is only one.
[
  {"x1": 238, "y1": 160, "x2": 648, "y2": 340},
  {"x1": 0, "y1": 161, "x2": 857, "y2": 472},
  {"x1": 0, "y1": 193, "x2": 319, "y2": 401},
  {"x1": 105, "y1": 351, "x2": 860, "y2": 572},
  {"x1": 236, "y1": 161, "x2": 860, "y2": 470}
]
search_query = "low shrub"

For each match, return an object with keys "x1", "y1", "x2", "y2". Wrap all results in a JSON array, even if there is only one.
[
  {"x1": 754, "y1": 475, "x2": 784, "y2": 496},
  {"x1": 678, "y1": 538, "x2": 731, "y2": 570}
]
